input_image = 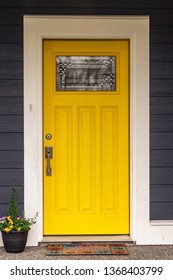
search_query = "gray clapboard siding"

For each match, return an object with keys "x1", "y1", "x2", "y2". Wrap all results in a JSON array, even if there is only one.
[
  {"x1": 151, "y1": 62, "x2": 173, "y2": 79},
  {"x1": 0, "y1": 169, "x2": 23, "y2": 185},
  {"x1": 0, "y1": 44, "x2": 23, "y2": 61},
  {"x1": 151, "y1": 187, "x2": 173, "y2": 202},
  {"x1": 151, "y1": 132, "x2": 173, "y2": 149},
  {"x1": 0, "y1": 98, "x2": 23, "y2": 114},
  {"x1": 1, "y1": 7, "x2": 173, "y2": 25},
  {"x1": 151, "y1": 44, "x2": 173, "y2": 62},
  {"x1": 0, "y1": 26, "x2": 23, "y2": 44},
  {"x1": 0, "y1": 151, "x2": 23, "y2": 168},
  {"x1": 0, "y1": 80, "x2": 23, "y2": 97},
  {"x1": 0, "y1": 116, "x2": 23, "y2": 132},
  {"x1": 151, "y1": 184, "x2": 173, "y2": 189},
  {"x1": 150, "y1": 9, "x2": 173, "y2": 25},
  {"x1": 151, "y1": 115, "x2": 173, "y2": 132},
  {"x1": 151, "y1": 167, "x2": 173, "y2": 185},
  {"x1": 151, "y1": 97, "x2": 173, "y2": 114},
  {"x1": 151, "y1": 80, "x2": 173, "y2": 96},
  {"x1": 1, "y1": 7, "x2": 173, "y2": 26},
  {"x1": 0, "y1": 62, "x2": 22, "y2": 79},
  {"x1": 151, "y1": 186, "x2": 173, "y2": 220},
  {"x1": 150, "y1": 203, "x2": 173, "y2": 220},
  {"x1": 0, "y1": 133, "x2": 23, "y2": 150},
  {"x1": 151, "y1": 26, "x2": 173, "y2": 43},
  {"x1": 0, "y1": 8, "x2": 23, "y2": 25},
  {"x1": 151, "y1": 150, "x2": 173, "y2": 167},
  {"x1": 1, "y1": 0, "x2": 173, "y2": 8},
  {"x1": 150, "y1": 13, "x2": 173, "y2": 221}
]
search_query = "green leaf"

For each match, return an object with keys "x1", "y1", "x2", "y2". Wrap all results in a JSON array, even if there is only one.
[{"x1": 8, "y1": 187, "x2": 19, "y2": 220}]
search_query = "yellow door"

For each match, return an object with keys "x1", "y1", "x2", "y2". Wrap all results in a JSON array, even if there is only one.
[{"x1": 43, "y1": 39, "x2": 129, "y2": 235}]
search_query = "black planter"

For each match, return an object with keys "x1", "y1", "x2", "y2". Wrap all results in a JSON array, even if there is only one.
[{"x1": 1, "y1": 230, "x2": 29, "y2": 253}]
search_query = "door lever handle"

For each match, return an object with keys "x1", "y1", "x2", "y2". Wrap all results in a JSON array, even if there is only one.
[{"x1": 45, "y1": 146, "x2": 53, "y2": 176}]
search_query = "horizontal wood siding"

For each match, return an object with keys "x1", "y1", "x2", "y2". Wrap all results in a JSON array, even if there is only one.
[
  {"x1": 0, "y1": 0, "x2": 173, "y2": 8},
  {"x1": 0, "y1": 4, "x2": 23, "y2": 214},
  {"x1": 0, "y1": 0, "x2": 173, "y2": 219},
  {"x1": 149, "y1": 1, "x2": 173, "y2": 219}
]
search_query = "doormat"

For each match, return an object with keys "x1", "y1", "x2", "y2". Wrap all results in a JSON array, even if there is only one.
[{"x1": 46, "y1": 242, "x2": 128, "y2": 255}]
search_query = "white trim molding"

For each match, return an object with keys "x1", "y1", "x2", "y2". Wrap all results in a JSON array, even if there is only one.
[{"x1": 22, "y1": 15, "x2": 173, "y2": 246}]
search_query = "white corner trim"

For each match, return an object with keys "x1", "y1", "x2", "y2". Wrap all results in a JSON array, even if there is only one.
[
  {"x1": 150, "y1": 220, "x2": 173, "y2": 226},
  {"x1": 21, "y1": 15, "x2": 170, "y2": 246}
]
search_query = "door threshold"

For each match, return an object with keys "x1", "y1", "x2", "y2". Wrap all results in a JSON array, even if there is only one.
[{"x1": 42, "y1": 235, "x2": 132, "y2": 243}]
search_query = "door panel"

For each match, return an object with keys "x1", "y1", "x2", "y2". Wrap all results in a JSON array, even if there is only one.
[{"x1": 43, "y1": 39, "x2": 129, "y2": 235}]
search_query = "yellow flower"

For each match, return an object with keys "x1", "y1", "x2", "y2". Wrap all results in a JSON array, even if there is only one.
[
  {"x1": 7, "y1": 216, "x2": 13, "y2": 224},
  {"x1": 4, "y1": 227, "x2": 11, "y2": 233},
  {"x1": 9, "y1": 225, "x2": 13, "y2": 229}
]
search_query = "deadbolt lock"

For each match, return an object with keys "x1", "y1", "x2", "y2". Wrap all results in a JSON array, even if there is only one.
[{"x1": 46, "y1": 133, "x2": 52, "y2": 140}]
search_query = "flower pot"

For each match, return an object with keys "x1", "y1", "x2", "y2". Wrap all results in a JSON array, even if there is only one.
[{"x1": 1, "y1": 230, "x2": 29, "y2": 253}]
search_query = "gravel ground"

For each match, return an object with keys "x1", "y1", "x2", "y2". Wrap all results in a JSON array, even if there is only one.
[{"x1": 0, "y1": 243, "x2": 173, "y2": 260}]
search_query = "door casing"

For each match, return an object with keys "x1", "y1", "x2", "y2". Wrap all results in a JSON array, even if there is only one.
[{"x1": 23, "y1": 16, "x2": 151, "y2": 246}]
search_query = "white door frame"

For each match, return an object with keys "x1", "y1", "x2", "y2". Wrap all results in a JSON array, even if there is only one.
[{"x1": 23, "y1": 15, "x2": 168, "y2": 246}]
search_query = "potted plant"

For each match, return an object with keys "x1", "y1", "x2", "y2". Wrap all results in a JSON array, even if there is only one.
[{"x1": 0, "y1": 187, "x2": 37, "y2": 253}]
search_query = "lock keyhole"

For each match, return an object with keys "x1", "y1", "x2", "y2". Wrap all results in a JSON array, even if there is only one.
[{"x1": 46, "y1": 133, "x2": 52, "y2": 140}]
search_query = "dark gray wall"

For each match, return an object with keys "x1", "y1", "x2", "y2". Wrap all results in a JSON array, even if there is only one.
[{"x1": 0, "y1": 0, "x2": 173, "y2": 219}]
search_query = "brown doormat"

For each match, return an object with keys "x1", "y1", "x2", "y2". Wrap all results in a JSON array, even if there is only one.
[{"x1": 46, "y1": 242, "x2": 128, "y2": 255}]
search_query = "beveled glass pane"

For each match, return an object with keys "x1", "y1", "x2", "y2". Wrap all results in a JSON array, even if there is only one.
[{"x1": 56, "y1": 56, "x2": 116, "y2": 91}]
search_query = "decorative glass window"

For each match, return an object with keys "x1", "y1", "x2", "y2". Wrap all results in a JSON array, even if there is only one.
[{"x1": 56, "y1": 56, "x2": 116, "y2": 91}]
